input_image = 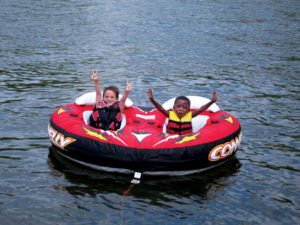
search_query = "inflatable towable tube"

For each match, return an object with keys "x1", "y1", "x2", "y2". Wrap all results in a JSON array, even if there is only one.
[{"x1": 48, "y1": 92, "x2": 242, "y2": 176}]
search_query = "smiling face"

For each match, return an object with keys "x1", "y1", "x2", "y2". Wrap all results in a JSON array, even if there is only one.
[
  {"x1": 173, "y1": 98, "x2": 190, "y2": 118},
  {"x1": 103, "y1": 90, "x2": 117, "y2": 104},
  {"x1": 103, "y1": 86, "x2": 119, "y2": 104}
]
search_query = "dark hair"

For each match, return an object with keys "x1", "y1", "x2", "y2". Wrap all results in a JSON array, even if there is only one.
[
  {"x1": 174, "y1": 96, "x2": 190, "y2": 107},
  {"x1": 103, "y1": 85, "x2": 120, "y2": 99}
]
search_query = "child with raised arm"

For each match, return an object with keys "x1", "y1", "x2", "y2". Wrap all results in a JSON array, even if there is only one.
[
  {"x1": 89, "y1": 71, "x2": 132, "y2": 130},
  {"x1": 147, "y1": 88, "x2": 218, "y2": 135}
]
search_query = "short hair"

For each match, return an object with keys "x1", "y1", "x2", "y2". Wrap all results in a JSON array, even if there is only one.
[
  {"x1": 174, "y1": 96, "x2": 190, "y2": 107},
  {"x1": 103, "y1": 85, "x2": 120, "y2": 99}
]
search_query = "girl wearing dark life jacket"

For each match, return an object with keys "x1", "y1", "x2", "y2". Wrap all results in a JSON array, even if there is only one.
[{"x1": 89, "y1": 71, "x2": 132, "y2": 131}]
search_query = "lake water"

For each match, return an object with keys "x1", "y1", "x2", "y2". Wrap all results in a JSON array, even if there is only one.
[{"x1": 0, "y1": 0, "x2": 299, "y2": 224}]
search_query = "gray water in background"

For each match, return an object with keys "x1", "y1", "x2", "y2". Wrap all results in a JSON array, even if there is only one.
[{"x1": 0, "y1": 0, "x2": 299, "y2": 224}]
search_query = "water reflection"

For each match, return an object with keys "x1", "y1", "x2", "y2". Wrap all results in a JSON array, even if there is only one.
[{"x1": 48, "y1": 147, "x2": 241, "y2": 200}]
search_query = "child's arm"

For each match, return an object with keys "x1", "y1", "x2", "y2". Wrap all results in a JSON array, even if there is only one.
[
  {"x1": 192, "y1": 91, "x2": 218, "y2": 117},
  {"x1": 147, "y1": 88, "x2": 169, "y2": 117},
  {"x1": 91, "y1": 71, "x2": 102, "y2": 107},
  {"x1": 119, "y1": 81, "x2": 132, "y2": 112}
]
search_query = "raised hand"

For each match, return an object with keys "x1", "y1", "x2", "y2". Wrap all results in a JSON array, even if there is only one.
[
  {"x1": 126, "y1": 81, "x2": 132, "y2": 92},
  {"x1": 91, "y1": 71, "x2": 99, "y2": 81},
  {"x1": 147, "y1": 87, "x2": 154, "y2": 99},
  {"x1": 212, "y1": 91, "x2": 218, "y2": 103}
]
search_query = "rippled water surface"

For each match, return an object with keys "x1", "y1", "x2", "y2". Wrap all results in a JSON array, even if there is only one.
[{"x1": 0, "y1": 0, "x2": 299, "y2": 224}]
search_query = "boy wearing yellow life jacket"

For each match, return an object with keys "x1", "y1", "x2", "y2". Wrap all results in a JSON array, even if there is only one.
[{"x1": 147, "y1": 88, "x2": 218, "y2": 135}]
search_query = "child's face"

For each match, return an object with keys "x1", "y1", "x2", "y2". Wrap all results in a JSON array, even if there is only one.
[
  {"x1": 103, "y1": 90, "x2": 117, "y2": 104},
  {"x1": 173, "y1": 99, "x2": 190, "y2": 118}
]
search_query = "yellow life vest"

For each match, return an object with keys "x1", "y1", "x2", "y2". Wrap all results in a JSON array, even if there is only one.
[{"x1": 167, "y1": 111, "x2": 193, "y2": 135}]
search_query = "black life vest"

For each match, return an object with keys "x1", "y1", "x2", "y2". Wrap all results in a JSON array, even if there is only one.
[{"x1": 89, "y1": 101, "x2": 122, "y2": 131}]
